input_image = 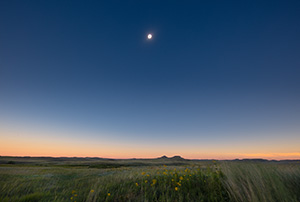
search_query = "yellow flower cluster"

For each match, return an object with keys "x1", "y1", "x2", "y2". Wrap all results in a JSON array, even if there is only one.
[
  {"x1": 70, "y1": 190, "x2": 77, "y2": 202},
  {"x1": 138, "y1": 165, "x2": 215, "y2": 193}
]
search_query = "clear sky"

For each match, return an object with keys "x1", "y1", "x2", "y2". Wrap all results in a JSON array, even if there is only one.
[{"x1": 1, "y1": 0, "x2": 300, "y2": 159}]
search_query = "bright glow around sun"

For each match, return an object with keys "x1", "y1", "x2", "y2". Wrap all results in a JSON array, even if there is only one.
[{"x1": 147, "y1": 34, "x2": 152, "y2": 39}]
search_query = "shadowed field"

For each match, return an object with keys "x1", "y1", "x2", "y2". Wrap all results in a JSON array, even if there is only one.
[{"x1": 0, "y1": 157, "x2": 299, "y2": 202}]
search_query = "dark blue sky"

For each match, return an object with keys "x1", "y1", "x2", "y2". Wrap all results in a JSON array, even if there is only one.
[{"x1": 1, "y1": 0, "x2": 300, "y2": 158}]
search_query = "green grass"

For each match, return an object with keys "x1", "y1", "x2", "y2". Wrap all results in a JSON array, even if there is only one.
[
  {"x1": 0, "y1": 158, "x2": 299, "y2": 202},
  {"x1": 222, "y1": 162, "x2": 300, "y2": 202}
]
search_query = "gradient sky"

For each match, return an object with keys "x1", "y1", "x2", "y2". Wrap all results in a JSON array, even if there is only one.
[{"x1": 1, "y1": 0, "x2": 300, "y2": 159}]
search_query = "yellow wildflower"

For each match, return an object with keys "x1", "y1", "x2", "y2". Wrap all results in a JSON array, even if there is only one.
[
  {"x1": 179, "y1": 176, "x2": 183, "y2": 180},
  {"x1": 135, "y1": 183, "x2": 139, "y2": 186},
  {"x1": 74, "y1": 194, "x2": 77, "y2": 197},
  {"x1": 151, "y1": 179, "x2": 157, "y2": 186},
  {"x1": 141, "y1": 172, "x2": 146, "y2": 175},
  {"x1": 72, "y1": 190, "x2": 76, "y2": 194},
  {"x1": 90, "y1": 190, "x2": 94, "y2": 193},
  {"x1": 145, "y1": 180, "x2": 148, "y2": 183},
  {"x1": 107, "y1": 193, "x2": 111, "y2": 196},
  {"x1": 146, "y1": 174, "x2": 150, "y2": 177},
  {"x1": 175, "y1": 187, "x2": 178, "y2": 191},
  {"x1": 163, "y1": 172, "x2": 167, "y2": 175},
  {"x1": 71, "y1": 197, "x2": 73, "y2": 200}
]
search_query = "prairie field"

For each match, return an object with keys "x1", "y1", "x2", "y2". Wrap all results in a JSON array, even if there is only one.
[{"x1": 0, "y1": 157, "x2": 299, "y2": 202}]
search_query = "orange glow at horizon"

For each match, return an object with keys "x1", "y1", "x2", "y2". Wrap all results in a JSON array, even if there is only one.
[
  {"x1": 1, "y1": 128, "x2": 300, "y2": 160},
  {"x1": 1, "y1": 140, "x2": 300, "y2": 160}
]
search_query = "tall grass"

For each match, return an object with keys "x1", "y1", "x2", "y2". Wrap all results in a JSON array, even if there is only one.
[
  {"x1": 221, "y1": 162, "x2": 300, "y2": 202},
  {"x1": 0, "y1": 161, "x2": 299, "y2": 201},
  {"x1": 0, "y1": 165, "x2": 228, "y2": 202}
]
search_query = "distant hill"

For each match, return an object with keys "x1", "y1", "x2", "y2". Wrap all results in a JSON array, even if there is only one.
[
  {"x1": 1, "y1": 156, "x2": 299, "y2": 163},
  {"x1": 170, "y1": 156, "x2": 185, "y2": 160},
  {"x1": 157, "y1": 155, "x2": 186, "y2": 161},
  {"x1": 157, "y1": 155, "x2": 168, "y2": 159}
]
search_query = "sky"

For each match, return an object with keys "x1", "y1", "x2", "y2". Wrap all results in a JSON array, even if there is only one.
[{"x1": 0, "y1": 0, "x2": 300, "y2": 160}]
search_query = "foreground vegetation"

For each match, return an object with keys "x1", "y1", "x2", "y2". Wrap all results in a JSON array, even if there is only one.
[{"x1": 0, "y1": 157, "x2": 299, "y2": 202}]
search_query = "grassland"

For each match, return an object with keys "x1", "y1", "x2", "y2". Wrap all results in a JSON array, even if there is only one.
[{"x1": 0, "y1": 156, "x2": 299, "y2": 202}]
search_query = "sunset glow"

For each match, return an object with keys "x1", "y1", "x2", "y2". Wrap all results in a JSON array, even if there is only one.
[{"x1": 0, "y1": 1, "x2": 299, "y2": 160}]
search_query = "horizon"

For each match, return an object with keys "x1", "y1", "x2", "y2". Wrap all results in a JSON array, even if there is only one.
[
  {"x1": 1, "y1": 1, "x2": 300, "y2": 160},
  {"x1": 2, "y1": 154, "x2": 300, "y2": 161}
]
